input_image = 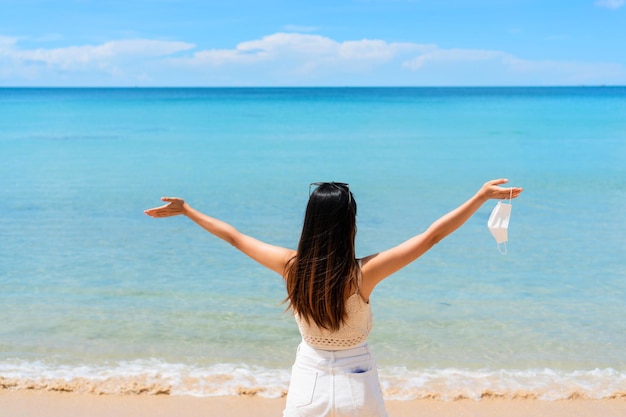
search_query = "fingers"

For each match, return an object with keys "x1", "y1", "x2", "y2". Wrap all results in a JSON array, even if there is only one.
[
  {"x1": 509, "y1": 187, "x2": 523, "y2": 198},
  {"x1": 144, "y1": 197, "x2": 186, "y2": 218},
  {"x1": 144, "y1": 207, "x2": 175, "y2": 217},
  {"x1": 144, "y1": 206, "x2": 166, "y2": 217},
  {"x1": 488, "y1": 178, "x2": 509, "y2": 186},
  {"x1": 498, "y1": 186, "x2": 523, "y2": 199},
  {"x1": 483, "y1": 179, "x2": 523, "y2": 200}
]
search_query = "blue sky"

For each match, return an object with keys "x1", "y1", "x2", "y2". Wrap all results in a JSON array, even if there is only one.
[{"x1": 1, "y1": 0, "x2": 624, "y2": 86}]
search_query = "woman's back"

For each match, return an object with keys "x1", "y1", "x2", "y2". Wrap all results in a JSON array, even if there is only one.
[{"x1": 295, "y1": 265, "x2": 373, "y2": 350}]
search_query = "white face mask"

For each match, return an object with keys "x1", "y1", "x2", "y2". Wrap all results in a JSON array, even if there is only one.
[{"x1": 487, "y1": 192, "x2": 513, "y2": 254}]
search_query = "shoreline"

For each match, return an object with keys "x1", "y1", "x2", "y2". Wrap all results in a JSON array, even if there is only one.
[
  {"x1": 2, "y1": 391, "x2": 626, "y2": 417},
  {"x1": 2, "y1": 362, "x2": 625, "y2": 400}
]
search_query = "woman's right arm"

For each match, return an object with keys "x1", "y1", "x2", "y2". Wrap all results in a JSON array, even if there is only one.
[
  {"x1": 359, "y1": 179, "x2": 522, "y2": 299},
  {"x1": 145, "y1": 197, "x2": 295, "y2": 276}
]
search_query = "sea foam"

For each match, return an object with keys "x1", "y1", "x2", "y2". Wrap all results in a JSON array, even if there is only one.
[{"x1": 1, "y1": 359, "x2": 625, "y2": 400}]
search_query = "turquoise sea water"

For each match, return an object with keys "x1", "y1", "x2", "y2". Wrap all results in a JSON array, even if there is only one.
[{"x1": 1, "y1": 87, "x2": 625, "y2": 399}]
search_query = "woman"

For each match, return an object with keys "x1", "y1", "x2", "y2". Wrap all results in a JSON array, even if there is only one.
[{"x1": 145, "y1": 179, "x2": 523, "y2": 417}]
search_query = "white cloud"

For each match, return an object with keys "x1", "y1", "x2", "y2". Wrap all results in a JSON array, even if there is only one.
[
  {"x1": 168, "y1": 33, "x2": 438, "y2": 82},
  {"x1": 1, "y1": 32, "x2": 624, "y2": 86},
  {"x1": 14, "y1": 39, "x2": 195, "y2": 68},
  {"x1": 241, "y1": 33, "x2": 338, "y2": 57},
  {"x1": 0, "y1": 36, "x2": 18, "y2": 49},
  {"x1": 594, "y1": 0, "x2": 625, "y2": 9},
  {"x1": 173, "y1": 33, "x2": 431, "y2": 69},
  {"x1": 403, "y1": 48, "x2": 510, "y2": 70},
  {"x1": 339, "y1": 39, "x2": 427, "y2": 60},
  {"x1": 0, "y1": 38, "x2": 195, "y2": 84},
  {"x1": 176, "y1": 33, "x2": 331, "y2": 67},
  {"x1": 402, "y1": 46, "x2": 625, "y2": 84}
]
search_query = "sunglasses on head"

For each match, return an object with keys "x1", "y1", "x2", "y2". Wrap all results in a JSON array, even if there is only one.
[{"x1": 309, "y1": 182, "x2": 351, "y2": 203}]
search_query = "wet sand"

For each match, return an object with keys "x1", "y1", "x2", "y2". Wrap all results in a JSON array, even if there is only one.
[{"x1": 2, "y1": 390, "x2": 626, "y2": 417}]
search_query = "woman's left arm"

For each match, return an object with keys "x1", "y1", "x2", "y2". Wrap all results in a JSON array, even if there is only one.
[{"x1": 145, "y1": 197, "x2": 295, "y2": 276}]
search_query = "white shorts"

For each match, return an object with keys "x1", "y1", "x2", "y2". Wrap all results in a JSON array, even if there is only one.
[{"x1": 283, "y1": 341, "x2": 388, "y2": 417}]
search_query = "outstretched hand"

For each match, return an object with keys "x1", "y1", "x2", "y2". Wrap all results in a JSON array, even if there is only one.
[
  {"x1": 144, "y1": 197, "x2": 188, "y2": 218},
  {"x1": 479, "y1": 179, "x2": 523, "y2": 201}
]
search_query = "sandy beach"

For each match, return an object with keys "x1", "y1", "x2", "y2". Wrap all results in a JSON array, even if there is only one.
[{"x1": 1, "y1": 391, "x2": 626, "y2": 417}]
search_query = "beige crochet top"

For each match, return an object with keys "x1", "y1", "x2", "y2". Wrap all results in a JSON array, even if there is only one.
[{"x1": 294, "y1": 267, "x2": 372, "y2": 350}]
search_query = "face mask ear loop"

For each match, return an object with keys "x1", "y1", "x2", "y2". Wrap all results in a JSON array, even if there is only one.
[
  {"x1": 498, "y1": 242, "x2": 508, "y2": 255},
  {"x1": 498, "y1": 188, "x2": 513, "y2": 255}
]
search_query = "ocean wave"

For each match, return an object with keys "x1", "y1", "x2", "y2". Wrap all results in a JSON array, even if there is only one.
[
  {"x1": 379, "y1": 367, "x2": 626, "y2": 400},
  {"x1": 0, "y1": 359, "x2": 290, "y2": 398},
  {"x1": 1, "y1": 359, "x2": 625, "y2": 400}
]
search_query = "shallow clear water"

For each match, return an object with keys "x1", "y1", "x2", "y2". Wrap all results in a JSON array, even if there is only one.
[{"x1": 1, "y1": 87, "x2": 625, "y2": 398}]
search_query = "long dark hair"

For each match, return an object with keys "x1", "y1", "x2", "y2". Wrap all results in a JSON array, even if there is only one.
[{"x1": 285, "y1": 182, "x2": 358, "y2": 331}]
